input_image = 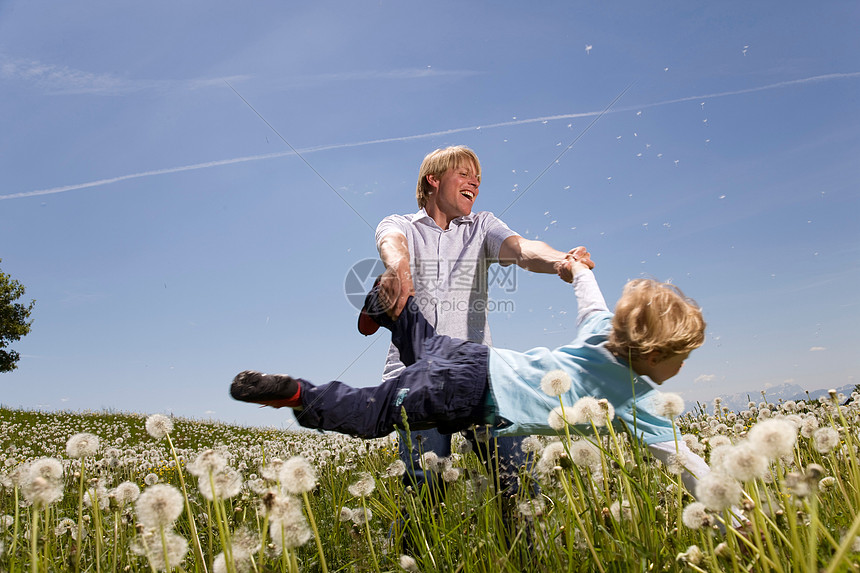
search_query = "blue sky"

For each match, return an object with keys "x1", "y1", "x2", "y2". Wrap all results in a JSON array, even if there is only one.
[{"x1": 1, "y1": 1, "x2": 858, "y2": 429}]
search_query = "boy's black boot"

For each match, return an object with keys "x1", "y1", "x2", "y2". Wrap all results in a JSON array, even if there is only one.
[{"x1": 230, "y1": 370, "x2": 300, "y2": 404}]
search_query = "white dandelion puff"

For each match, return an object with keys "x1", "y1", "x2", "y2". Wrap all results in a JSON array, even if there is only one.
[
  {"x1": 813, "y1": 427, "x2": 840, "y2": 454},
  {"x1": 198, "y1": 467, "x2": 243, "y2": 501},
  {"x1": 280, "y1": 456, "x2": 317, "y2": 494},
  {"x1": 747, "y1": 419, "x2": 797, "y2": 460},
  {"x1": 681, "y1": 502, "x2": 713, "y2": 529},
  {"x1": 66, "y1": 433, "x2": 100, "y2": 459},
  {"x1": 145, "y1": 414, "x2": 174, "y2": 440},
  {"x1": 695, "y1": 472, "x2": 742, "y2": 512},
  {"x1": 382, "y1": 460, "x2": 407, "y2": 478},
  {"x1": 187, "y1": 449, "x2": 227, "y2": 477},
  {"x1": 540, "y1": 370, "x2": 571, "y2": 397},
  {"x1": 399, "y1": 554, "x2": 420, "y2": 572},
  {"x1": 136, "y1": 484, "x2": 184, "y2": 529},
  {"x1": 548, "y1": 406, "x2": 571, "y2": 431},
  {"x1": 654, "y1": 392, "x2": 685, "y2": 418},
  {"x1": 348, "y1": 472, "x2": 376, "y2": 497}
]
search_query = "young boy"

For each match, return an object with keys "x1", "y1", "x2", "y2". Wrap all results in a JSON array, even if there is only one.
[{"x1": 231, "y1": 253, "x2": 710, "y2": 491}]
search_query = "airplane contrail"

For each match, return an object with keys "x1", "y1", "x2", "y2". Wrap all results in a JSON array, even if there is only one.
[{"x1": 2, "y1": 72, "x2": 857, "y2": 201}]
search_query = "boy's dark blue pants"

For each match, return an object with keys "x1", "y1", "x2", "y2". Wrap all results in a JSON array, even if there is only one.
[{"x1": 294, "y1": 294, "x2": 490, "y2": 439}]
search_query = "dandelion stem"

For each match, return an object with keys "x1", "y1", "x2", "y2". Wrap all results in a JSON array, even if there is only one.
[
  {"x1": 301, "y1": 491, "x2": 329, "y2": 573},
  {"x1": 165, "y1": 433, "x2": 208, "y2": 573}
]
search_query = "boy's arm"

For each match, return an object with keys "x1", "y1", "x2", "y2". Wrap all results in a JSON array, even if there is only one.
[{"x1": 556, "y1": 254, "x2": 609, "y2": 326}]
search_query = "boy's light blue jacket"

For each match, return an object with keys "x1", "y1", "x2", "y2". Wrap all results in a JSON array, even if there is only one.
[{"x1": 487, "y1": 270, "x2": 677, "y2": 444}]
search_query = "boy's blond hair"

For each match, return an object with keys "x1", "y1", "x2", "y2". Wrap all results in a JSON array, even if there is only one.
[
  {"x1": 606, "y1": 279, "x2": 705, "y2": 360},
  {"x1": 416, "y1": 146, "x2": 481, "y2": 208}
]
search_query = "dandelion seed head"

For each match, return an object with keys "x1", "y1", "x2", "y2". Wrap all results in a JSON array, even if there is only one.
[
  {"x1": 570, "y1": 396, "x2": 611, "y2": 426},
  {"x1": 350, "y1": 507, "x2": 373, "y2": 525},
  {"x1": 695, "y1": 472, "x2": 742, "y2": 511},
  {"x1": 569, "y1": 440, "x2": 602, "y2": 470},
  {"x1": 110, "y1": 481, "x2": 141, "y2": 507},
  {"x1": 22, "y1": 475, "x2": 64, "y2": 506},
  {"x1": 144, "y1": 473, "x2": 159, "y2": 486},
  {"x1": 813, "y1": 427, "x2": 840, "y2": 454},
  {"x1": 136, "y1": 484, "x2": 184, "y2": 528},
  {"x1": 145, "y1": 414, "x2": 174, "y2": 440},
  {"x1": 399, "y1": 554, "x2": 420, "y2": 572},
  {"x1": 520, "y1": 436, "x2": 544, "y2": 454},
  {"x1": 66, "y1": 433, "x2": 100, "y2": 459},
  {"x1": 280, "y1": 456, "x2": 317, "y2": 494},
  {"x1": 677, "y1": 545, "x2": 704, "y2": 566},
  {"x1": 339, "y1": 507, "x2": 354, "y2": 522},
  {"x1": 540, "y1": 369, "x2": 571, "y2": 397},
  {"x1": 199, "y1": 467, "x2": 243, "y2": 501},
  {"x1": 187, "y1": 449, "x2": 227, "y2": 477},
  {"x1": 269, "y1": 509, "x2": 312, "y2": 552},
  {"x1": 747, "y1": 419, "x2": 797, "y2": 460},
  {"x1": 382, "y1": 459, "x2": 407, "y2": 478},
  {"x1": 681, "y1": 502, "x2": 713, "y2": 529},
  {"x1": 28, "y1": 457, "x2": 63, "y2": 482},
  {"x1": 132, "y1": 528, "x2": 189, "y2": 571},
  {"x1": 654, "y1": 392, "x2": 685, "y2": 418},
  {"x1": 348, "y1": 472, "x2": 376, "y2": 497},
  {"x1": 723, "y1": 443, "x2": 769, "y2": 482},
  {"x1": 548, "y1": 406, "x2": 571, "y2": 431}
]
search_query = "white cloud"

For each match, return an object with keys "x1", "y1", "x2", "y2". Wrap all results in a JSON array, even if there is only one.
[
  {"x1": 694, "y1": 374, "x2": 716, "y2": 384},
  {"x1": 809, "y1": 346, "x2": 826, "y2": 352}
]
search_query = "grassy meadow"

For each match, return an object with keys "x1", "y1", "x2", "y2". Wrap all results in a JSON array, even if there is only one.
[{"x1": 2, "y1": 391, "x2": 860, "y2": 572}]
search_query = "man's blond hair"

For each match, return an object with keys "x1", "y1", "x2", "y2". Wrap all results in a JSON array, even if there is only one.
[
  {"x1": 416, "y1": 146, "x2": 481, "y2": 208},
  {"x1": 606, "y1": 279, "x2": 705, "y2": 360}
]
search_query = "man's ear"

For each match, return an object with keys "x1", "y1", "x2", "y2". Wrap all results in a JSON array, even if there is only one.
[
  {"x1": 644, "y1": 352, "x2": 665, "y2": 366},
  {"x1": 426, "y1": 173, "x2": 440, "y2": 190}
]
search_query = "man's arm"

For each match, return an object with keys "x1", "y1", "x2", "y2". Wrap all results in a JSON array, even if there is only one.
[
  {"x1": 377, "y1": 232, "x2": 414, "y2": 319},
  {"x1": 498, "y1": 235, "x2": 594, "y2": 274}
]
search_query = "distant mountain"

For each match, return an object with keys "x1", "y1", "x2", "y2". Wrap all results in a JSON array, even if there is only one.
[{"x1": 686, "y1": 383, "x2": 857, "y2": 415}]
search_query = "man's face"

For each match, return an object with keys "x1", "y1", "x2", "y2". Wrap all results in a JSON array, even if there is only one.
[{"x1": 426, "y1": 161, "x2": 480, "y2": 218}]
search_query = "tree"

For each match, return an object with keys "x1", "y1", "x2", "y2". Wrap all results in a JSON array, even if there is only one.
[{"x1": 0, "y1": 259, "x2": 35, "y2": 373}]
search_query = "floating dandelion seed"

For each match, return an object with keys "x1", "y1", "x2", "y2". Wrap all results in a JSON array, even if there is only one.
[
  {"x1": 66, "y1": 433, "x2": 100, "y2": 458},
  {"x1": 585, "y1": 44, "x2": 592, "y2": 54},
  {"x1": 145, "y1": 414, "x2": 174, "y2": 440},
  {"x1": 540, "y1": 369, "x2": 571, "y2": 397}
]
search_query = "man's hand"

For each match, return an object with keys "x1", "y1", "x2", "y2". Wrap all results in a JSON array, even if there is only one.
[
  {"x1": 555, "y1": 246, "x2": 594, "y2": 283},
  {"x1": 378, "y1": 264, "x2": 414, "y2": 319},
  {"x1": 567, "y1": 246, "x2": 594, "y2": 269}
]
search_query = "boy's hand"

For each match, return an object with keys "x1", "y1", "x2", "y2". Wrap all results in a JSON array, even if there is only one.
[
  {"x1": 567, "y1": 246, "x2": 594, "y2": 269},
  {"x1": 556, "y1": 247, "x2": 593, "y2": 283}
]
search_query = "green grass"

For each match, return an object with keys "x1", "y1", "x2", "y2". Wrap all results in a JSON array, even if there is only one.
[{"x1": 1, "y1": 396, "x2": 859, "y2": 572}]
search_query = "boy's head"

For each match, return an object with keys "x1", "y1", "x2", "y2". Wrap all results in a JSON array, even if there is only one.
[
  {"x1": 416, "y1": 146, "x2": 481, "y2": 209},
  {"x1": 606, "y1": 279, "x2": 705, "y2": 384}
]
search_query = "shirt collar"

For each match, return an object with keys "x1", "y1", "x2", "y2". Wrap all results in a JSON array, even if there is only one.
[{"x1": 410, "y1": 208, "x2": 476, "y2": 229}]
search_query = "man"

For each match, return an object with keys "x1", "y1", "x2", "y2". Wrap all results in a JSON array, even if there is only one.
[{"x1": 369, "y1": 145, "x2": 590, "y2": 501}]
